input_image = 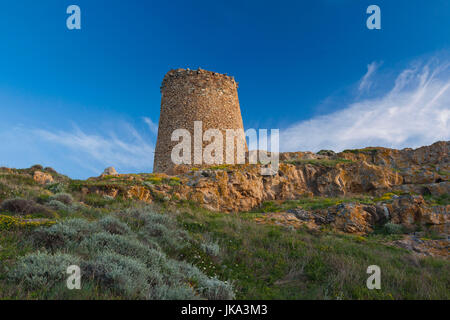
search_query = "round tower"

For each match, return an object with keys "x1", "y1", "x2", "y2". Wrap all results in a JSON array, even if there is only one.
[{"x1": 153, "y1": 68, "x2": 247, "y2": 173}]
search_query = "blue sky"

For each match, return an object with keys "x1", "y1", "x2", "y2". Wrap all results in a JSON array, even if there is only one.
[{"x1": 0, "y1": 0, "x2": 449, "y2": 178}]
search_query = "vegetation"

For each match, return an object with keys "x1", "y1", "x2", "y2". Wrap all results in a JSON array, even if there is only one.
[
  {"x1": 175, "y1": 204, "x2": 449, "y2": 299},
  {"x1": 254, "y1": 196, "x2": 375, "y2": 213},
  {"x1": 284, "y1": 158, "x2": 353, "y2": 167},
  {"x1": 1, "y1": 207, "x2": 234, "y2": 300},
  {"x1": 342, "y1": 148, "x2": 380, "y2": 155},
  {"x1": 424, "y1": 193, "x2": 449, "y2": 206},
  {"x1": 0, "y1": 165, "x2": 448, "y2": 300}
]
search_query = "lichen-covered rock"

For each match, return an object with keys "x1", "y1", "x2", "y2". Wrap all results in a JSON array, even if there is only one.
[
  {"x1": 102, "y1": 167, "x2": 118, "y2": 176},
  {"x1": 33, "y1": 171, "x2": 54, "y2": 185},
  {"x1": 388, "y1": 195, "x2": 449, "y2": 227}
]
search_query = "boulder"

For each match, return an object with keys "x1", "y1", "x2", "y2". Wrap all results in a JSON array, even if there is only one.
[
  {"x1": 102, "y1": 167, "x2": 118, "y2": 176},
  {"x1": 33, "y1": 171, "x2": 54, "y2": 185}
]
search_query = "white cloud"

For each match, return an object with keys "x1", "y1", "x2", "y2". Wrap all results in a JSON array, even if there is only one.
[
  {"x1": 0, "y1": 119, "x2": 155, "y2": 178},
  {"x1": 358, "y1": 61, "x2": 381, "y2": 92},
  {"x1": 280, "y1": 58, "x2": 450, "y2": 152},
  {"x1": 143, "y1": 117, "x2": 159, "y2": 134},
  {"x1": 33, "y1": 124, "x2": 155, "y2": 174}
]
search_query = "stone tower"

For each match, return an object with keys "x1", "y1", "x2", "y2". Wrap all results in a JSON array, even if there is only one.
[{"x1": 153, "y1": 68, "x2": 247, "y2": 173}]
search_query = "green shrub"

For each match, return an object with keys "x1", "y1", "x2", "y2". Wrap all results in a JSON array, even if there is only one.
[
  {"x1": 116, "y1": 208, "x2": 189, "y2": 250},
  {"x1": 36, "y1": 194, "x2": 51, "y2": 204},
  {"x1": 30, "y1": 164, "x2": 44, "y2": 171},
  {"x1": 46, "y1": 183, "x2": 65, "y2": 194},
  {"x1": 80, "y1": 232, "x2": 163, "y2": 265},
  {"x1": 201, "y1": 241, "x2": 220, "y2": 257},
  {"x1": 48, "y1": 199, "x2": 71, "y2": 212},
  {"x1": 149, "y1": 284, "x2": 197, "y2": 300},
  {"x1": 97, "y1": 216, "x2": 132, "y2": 235},
  {"x1": 84, "y1": 194, "x2": 113, "y2": 207},
  {"x1": 198, "y1": 277, "x2": 235, "y2": 300},
  {"x1": 141, "y1": 223, "x2": 188, "y2": 250},
  {"x1": 32, "y1": 218, "x2": 99, "y2": 251},
  {"x1": 0, "y1": 198, "x2": 53, "y2": 217},
  {"x1": 8, "y1": 209, "x2": 235, "y2": 300},
  {"x1": 381, "y1": 222, "x2": 406, "y2": 235},
  {"x1": 8, "y1": 252, "x2": 80, "y2": 290},
  {"x1": 50, "y1": 193, "x2": 73, "y2": 205},
  {"x1": 82, "y1": 251, "x2": 151, "y2": 298}
]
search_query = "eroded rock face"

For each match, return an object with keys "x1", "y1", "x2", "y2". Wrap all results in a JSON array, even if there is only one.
[
  {"x1": 388, "y1": 195, "x2": 449, "y2": 227},
  {"x1": 84, "y1": 141, "x2": 449, "y2": 214},
  {"x1": 283, "y1": 195, "x2": 449, "y2": 235},
  {"x1": 389, "y1": 235, "x2": 449, "y2": 258}
]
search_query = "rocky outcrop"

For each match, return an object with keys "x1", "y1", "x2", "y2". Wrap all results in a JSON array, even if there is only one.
[
  {"x1": 102, "y1": 167, "x2": 118, "y2": 176},
  {"x1": 281, "y1": 195, "x2": 449, "y2": 235},
  {"x1": 389, "y1": 235, "x2": 449, "y2": 258},
  {"x1": 83, "y1": 141, "x2": 449, "y2": 214},
  {"x1": 33, "y1": 171, "x2": 54, "y2": 185}
]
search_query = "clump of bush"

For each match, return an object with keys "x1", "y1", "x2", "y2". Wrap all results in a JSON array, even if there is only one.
[
  {"x1": 80, "y1": 232, "x2": 162, "y2": 263},
  {"x1": 201, "y1": 241, "x2": 220, "y2": 257},
  {"x1": 116, "y1": 208, "x2": 189, "y2": 250},
  {"x1": 46, "y1": 183, "x2": 65, "y2": 194},
  {"x1": 49, "y1": 193, "x2": 73, "y2": 205},
  {"x1": 81, "y1": 251, "x2": 152, "y2": 298},
  {"x1": 30, "y1": 164, "x2": 44, "y2": 171},
  {"x1": 10, "y1": 207, "x2": 235, "y2": 300},
  {"x1": 32, "y1": 218, "x2": 99, "y2": 251},
  {"x1": 198, "y1": 277, "x2": 235, "y2": 300},
  {"x1": 0, "y1": 197, "x2": 53, "y2": 217},
  {"x1": 8, "y1": 252, "x2": 80, "y2": 290},
  {"x1": 44, "y1": 167, "x2": 58, "y2": 175},
  {"x1": 381, "y1": 222, "x2": 406, "y2": 235},
  {"x1": 47, "y1": 200, "x2": 71, "y2": 212},
  {"x1": 97, "y1": 216, "x2": 132, "y2": 235}
]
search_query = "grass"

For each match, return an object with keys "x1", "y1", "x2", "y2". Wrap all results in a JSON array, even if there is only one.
[
  {"x1": 254, "y1": 196, "x2": 375, "y2": 213},
  {"x1": 437, "y1": 170, "x2": 449, "y2": 176},
  {"x1": 342, "y1": 148, "x2": 380, "y2": 155},
  {"x1": 174, "y1": 204, "x2": 449, "y2": 299},
  {"x1": 0, "y1": 166, "x2": 449, "y2": 300},
  {"x1": 424, "y1": 194, "x2": 450, "y2": 206},
  {"x1": 284, "y1": 158, "x2": 353, "y2": 167}
]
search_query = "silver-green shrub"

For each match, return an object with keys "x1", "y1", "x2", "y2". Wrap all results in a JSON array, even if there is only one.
[
  {"x1": 80, "y1": 232, "x2": 164, "y2": 266},
  {"x1": 8, "y1": 252, "x2": 80, "y2": 290},
  {"x1": 383, "y1": 222, "x2": 405, "y2": 234},
  {"x1": 82, "y1": 251, "x2": 150, "y2": 298},
  {"x1": 32, "y1": 218, "x2": 99, "y2": 251},
  {"x1": 201, "y1": 241, "x2": 220, "y2": 257},
  {"x1": 97, "y1": 216, "x2": 132, "y2": 235},
  {"x1": 49, "y1": 193, "x2": 73, "y2": 205},
  {"x1": 48, "y1": 199, "x2": 71, "y2": 212}
]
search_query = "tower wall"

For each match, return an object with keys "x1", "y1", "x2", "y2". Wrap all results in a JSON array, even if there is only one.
[{"x1": 153, "y1": 68, "x2": 247, "y2": 173}]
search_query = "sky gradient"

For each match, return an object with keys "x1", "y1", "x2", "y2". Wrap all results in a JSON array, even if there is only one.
[{"x1": 0, "y1": 0, "x2": 449, "y2": 178}]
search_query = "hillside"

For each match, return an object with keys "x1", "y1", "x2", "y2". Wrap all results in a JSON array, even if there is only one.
[{"x1": 0, "y1": 141, "x2": 448, "y2": 299}]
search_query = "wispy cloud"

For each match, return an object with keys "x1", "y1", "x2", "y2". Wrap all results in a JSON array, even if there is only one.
[
  {"x1": 358, "y1": 61, "x2": 382, "y2": 92},
  {"x1": 143, "y1": 117, "x2": 159, "y2": 135},
  {"x1": 0, "y1": 120, "x2": 156, "y2": 178},
  {"x1": 280, "y1": 57, "x2": 450, "y2": 152},
  {"x1": 34, "y1": 125, "x2": 155, "y2": 171}
]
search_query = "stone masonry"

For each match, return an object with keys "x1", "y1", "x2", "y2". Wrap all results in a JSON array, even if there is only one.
[{"x1": 153, "y1": 68, "x2": 247, "y2": 173}]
